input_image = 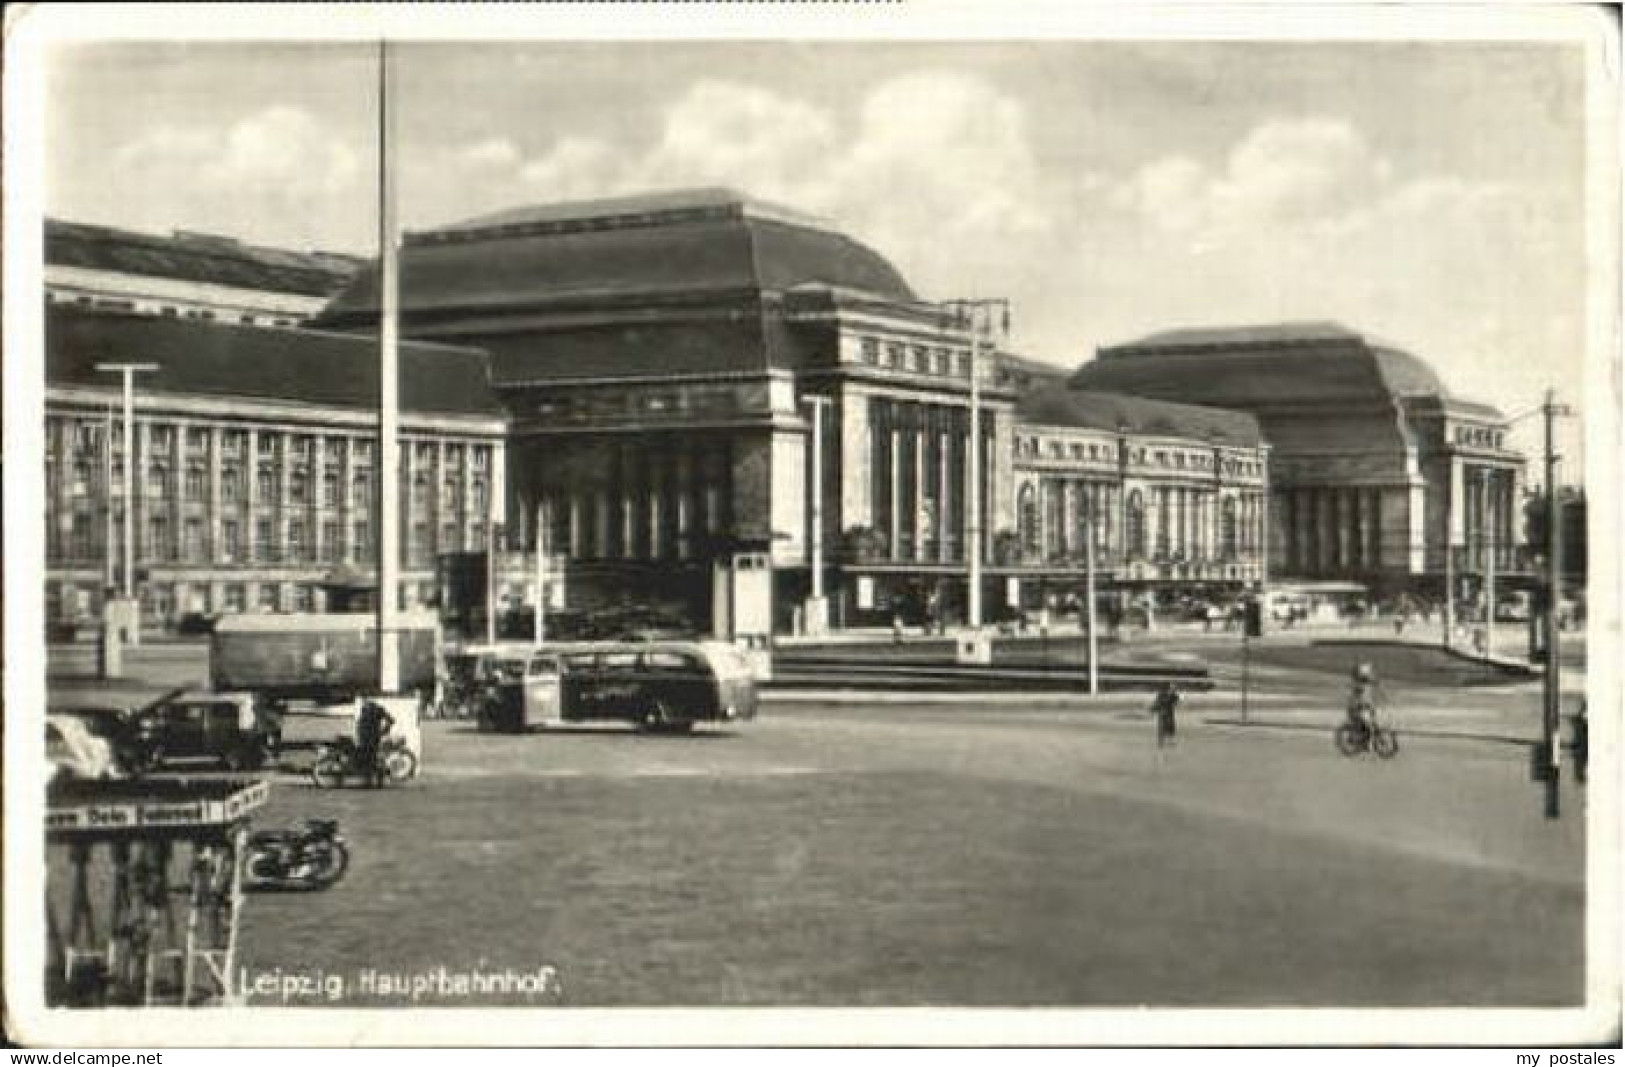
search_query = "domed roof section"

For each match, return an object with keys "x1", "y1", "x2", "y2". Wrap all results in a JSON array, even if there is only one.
[
  {"x1": 1017, "y1": 387, "x2": 1263, "y2": 446},
  {"x1": 1075, "y1": 321, "x2": 1450, "y2": 408},
  {"x1": 314, "y1": 187, "x2": 916, "y2": 327}
]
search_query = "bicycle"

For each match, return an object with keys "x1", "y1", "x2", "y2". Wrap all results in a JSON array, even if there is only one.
[{"x1": 1335, "y1": 712, "x2": 1400, "y2": 759}]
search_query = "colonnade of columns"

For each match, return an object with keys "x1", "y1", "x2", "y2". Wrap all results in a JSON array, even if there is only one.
[
  {"x1": 871, "y1": 401, "x2": 987, "y2": 564},
  {"x1": 533, "y1": 436, "x2": 733, "y2": 562},
  {"x1": 1281, "y1": 486, "x2": 1386, "y2": 575},
  {"x1": 1027, "y1": 479, "x2": 1265, "y2": 566}
]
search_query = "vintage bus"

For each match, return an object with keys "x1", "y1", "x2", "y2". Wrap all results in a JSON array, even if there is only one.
[{"x1": 471, "y1": 640, "x2": 759, "y2": 734}]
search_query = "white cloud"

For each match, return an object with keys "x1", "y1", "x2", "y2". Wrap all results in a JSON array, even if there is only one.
[
  {"x1": 105, "y1": 106, "x2": 364, "y2": 247},
  {"x1": 393, "y1": 95, "x2": 1582, "y2": 420},
  {"x1": 403, "y1": 72, "x2": 1063, "y2": 299},
  {"x1": 1120, "y1": 117, "x2": 1393, "y2": 242}
]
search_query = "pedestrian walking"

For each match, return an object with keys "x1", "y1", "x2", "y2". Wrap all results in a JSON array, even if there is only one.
[
  {"x1": 1151, "y1": 681, "x2": 1181, "y2": 748},
  {"x1": 1571, "y1": 699, "x2": 1588, "y2": 785}
]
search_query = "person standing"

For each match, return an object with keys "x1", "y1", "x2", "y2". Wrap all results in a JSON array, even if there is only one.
[
  {"x1": 1151, "y1": 682, "x2": 1181, "y2": 748},
  {"x1": 1571, "y1": 699, "x2": 1589, "y2": 785},
  {"x1": 356, "y1": 698, "x2": 395, "y2": 788}
]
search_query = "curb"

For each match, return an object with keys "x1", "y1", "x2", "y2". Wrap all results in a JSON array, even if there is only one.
[{"x1": 1202, "y1": 716, "x2": 1535, "y2": 747}]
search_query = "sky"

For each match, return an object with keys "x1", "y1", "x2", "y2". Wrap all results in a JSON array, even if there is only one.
[{"x1": 35, "y1": 21, "x2": 1609, "y2": 467}]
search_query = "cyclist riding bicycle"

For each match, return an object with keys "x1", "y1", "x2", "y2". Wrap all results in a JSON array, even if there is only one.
[{"x1": 1346, "y1": 662, "x2": 1380, "y2": 740}]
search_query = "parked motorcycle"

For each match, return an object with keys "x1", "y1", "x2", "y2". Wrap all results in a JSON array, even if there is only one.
[
  {"x1": 310, "y1": 735, "x2": 417, "y2": 789},
  {"x1": 244, "y1": 818, "x2": 349, "y2": 891}
]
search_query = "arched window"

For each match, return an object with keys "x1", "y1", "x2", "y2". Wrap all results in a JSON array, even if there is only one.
[{"x1": 1125, "y1": 490, "x2": 1146, "y2": 559}]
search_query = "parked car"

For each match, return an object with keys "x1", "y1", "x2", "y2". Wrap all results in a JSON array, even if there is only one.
[
  {"x1": 127, "y1": 690, "x2": 275, "y2": 772},
  {"x1": 175, "y1": 611, "x2": 219, "y2": 636},
  {"x1": 1495, "y1": 592, "x2": 1532, "y2": 622},
  {"x1": 46, "y1": 713, "x2": 121, "y2": 783}
]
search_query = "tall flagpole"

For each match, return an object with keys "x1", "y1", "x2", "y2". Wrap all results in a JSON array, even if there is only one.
[{"x1": 377, "y1": 39, "x2": 402, "y2": 693}]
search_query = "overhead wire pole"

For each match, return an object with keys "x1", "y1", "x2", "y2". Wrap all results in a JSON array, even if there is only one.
[
  {"x1": 1542, "y1": 389, "x2": 1571, "y2": 819},
  {"x1": 376, "y1": 38, "x2": 402, "y2": 693},
  {"x1": 1481, "y1": 467, "x2": 1497, "y2": 660},
  {"x1": 1083, "y1": 502, "x2": 1099, "y2": 695}
]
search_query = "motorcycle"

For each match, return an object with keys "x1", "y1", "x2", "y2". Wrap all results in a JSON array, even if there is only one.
[
  {"x1": 244, "y1": 818, "x2": 349, "y2": 891},
  {"x1": 310, "y1": 734, "x2": 418, "y2": 789},
  {"x1": 1335, "y1": 716, "x2": 1400, "y2": 759}
]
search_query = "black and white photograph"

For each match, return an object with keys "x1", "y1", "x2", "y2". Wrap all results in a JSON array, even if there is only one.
[{"x1": 3, "y1": 1, "x2": 1619, "y2": 1048}]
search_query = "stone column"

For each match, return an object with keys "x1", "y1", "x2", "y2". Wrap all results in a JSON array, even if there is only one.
[
  {"x1": 315, "y1": 431, "x2": 331, "y2": 565},
  {"x1": 648, "y1": 449, "x2": 665, "y2": 560},
  {"x1": 462, "y1": 440, "x2": 476, "y2": 551},
  {"x1": 913, "y1": 422, "x2": 926, "y2": 562},
  {"x1": 340, "y1": 435, "x2": 356, "y2": 563},
  {"x1": 674, "y1": 450, "x2": 691, "y2": 561},
  {"x1": 889, "y1": 428, "x2": 902, "y2": 561},
  {"x1": 595, "y1": 488, "x2": 611, "y2": 559},
  {"x1": 208, "y1": 426, "x2": 223, "y2": 562},
  {"x1": 169, "y1": 421, "x2": 183, "y2": 566}
]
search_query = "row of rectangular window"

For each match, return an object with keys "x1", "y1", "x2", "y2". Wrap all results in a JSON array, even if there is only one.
[
  {"x1": 1019, "y1": 435, "x2": 1264, "y2": 478},
  {"x1": 52, "y1": 518, "x2": 485, "y2": 566},
  {"x1": 49, "y1": 419, "x2": 492, "y2": 474},
  {"x1": 49, "y1": 291, "x2": 301, "y2": 327},
  {"x1": 53, "y1": 465, "x2": 489, "y2": 509},
  {"x1": 859, "y1": 337, "x2": 971, "y2": 378},
  {"x1": 51, "y1": 579, "x2": 442, "y2": 619}
]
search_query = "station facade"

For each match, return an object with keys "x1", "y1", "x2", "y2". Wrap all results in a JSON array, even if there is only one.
[
  {"x1": 313, "y1": 188, "x2": 1272, "y2": 633},
  {"x1": 44, "y1": 195, "x2": 1512, "y2": 637}
]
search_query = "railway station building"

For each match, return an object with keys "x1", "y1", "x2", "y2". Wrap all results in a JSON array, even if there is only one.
[{"x1": 1071, "y1": 324, "x2": 1526, "y2": 599}]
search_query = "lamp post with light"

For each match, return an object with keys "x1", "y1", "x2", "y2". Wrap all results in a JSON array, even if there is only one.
[{"x1": 94, "y1": 361, "x2": 157, "y2": 656}]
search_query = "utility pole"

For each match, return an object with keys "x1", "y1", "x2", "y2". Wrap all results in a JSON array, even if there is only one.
[
  {"x1": 1481, "y1": 468, "x2": 1496, "y2": 661},
  {"x1": 95, "y1": 361, "x2": 158, "y2": 650},
  {"x1": 967, "y1": 315, "x2": 984, "y2": 631},
  {"x1": 102, "y1": 404, "x2": 116, "y2": 595},
  {"x1": 375, "y1": 38, "x2": 402, "y2": 694},
  {"x1": 804, "y1": 395, "x2": 832, "y2": 635},
  {"x1": 1083, "y1": 503, "x2": 1099, "y2": 695},
  {"x1": 1542, "y1": 390, "x2": 1571, "y2": 819}
]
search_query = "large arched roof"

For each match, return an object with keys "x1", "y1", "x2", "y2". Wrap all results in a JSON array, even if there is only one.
[
  {"x1": 315, "y1": 188, "x2": 916, "y2": 327},
  {"x1": 1073, "y1": 322, "x2": 1454, "y2": 408}
]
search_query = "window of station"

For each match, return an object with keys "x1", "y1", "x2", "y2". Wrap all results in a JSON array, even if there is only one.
[{"x1": 861, "y1": 338, "x2": 880, "y2": 365}]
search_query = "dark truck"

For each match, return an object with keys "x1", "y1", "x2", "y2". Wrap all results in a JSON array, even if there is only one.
[{"x1": 209, "y1": 611, "x2": 442, "y2": 703}]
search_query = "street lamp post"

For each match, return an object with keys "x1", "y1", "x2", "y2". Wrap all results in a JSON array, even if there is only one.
[
  {"x1": 95, "y1": 361, "x2": 158, "y2": 651},
  {"x1": 376, "y1": 39, "x2": 403, "y2": 694},
  {"x1": 943, "y1": 298, "x2": 1010, "y2": 632},
  {"x1": 803, "y1": 395, "x2": 832, "y2": 635}
]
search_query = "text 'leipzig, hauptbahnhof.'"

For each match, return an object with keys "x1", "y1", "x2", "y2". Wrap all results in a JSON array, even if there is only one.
[{"x1": 41, "y1": 187, "x2": 1528, "y2": 639}]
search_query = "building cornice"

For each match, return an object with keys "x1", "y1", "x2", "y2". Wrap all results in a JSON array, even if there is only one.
[{"x1": 47, "y1": 385, "x2": 507, "y2": 437}]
